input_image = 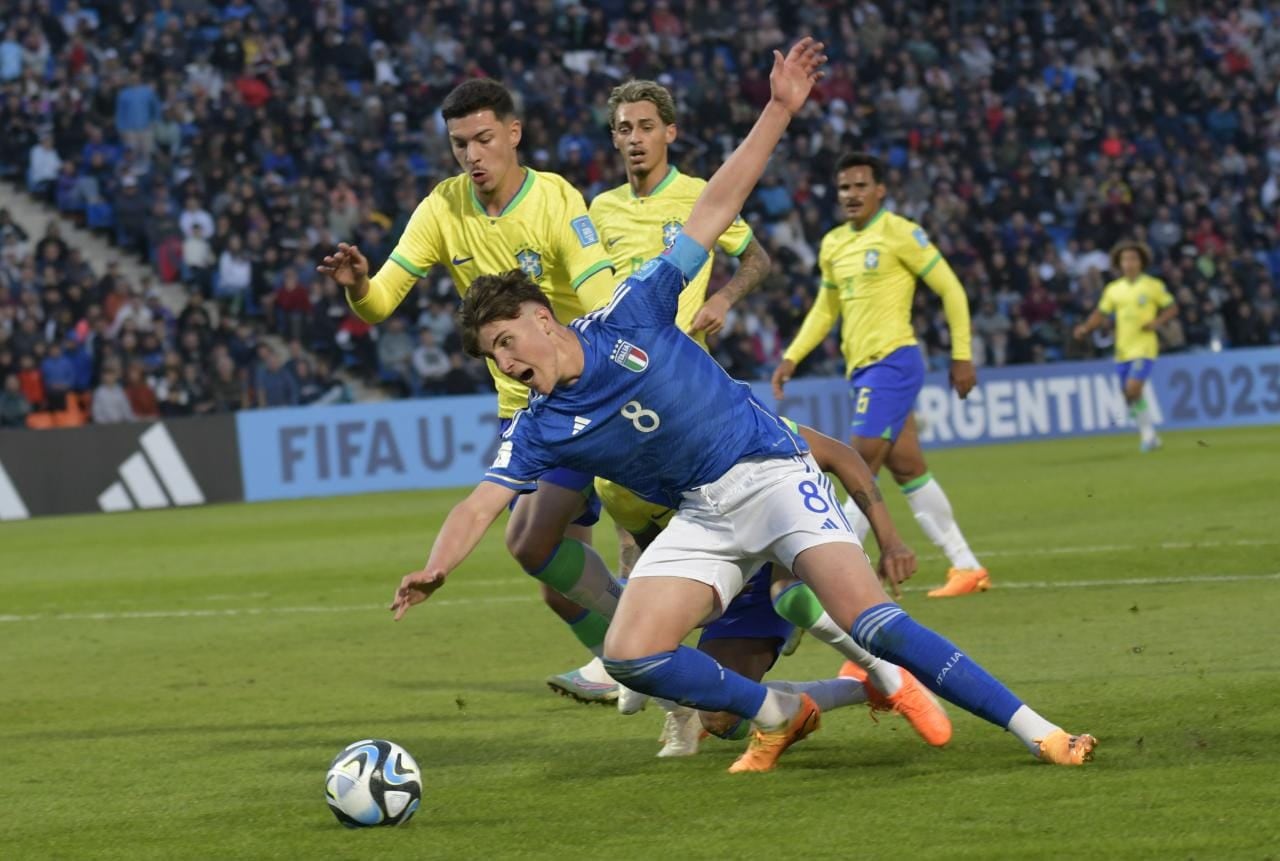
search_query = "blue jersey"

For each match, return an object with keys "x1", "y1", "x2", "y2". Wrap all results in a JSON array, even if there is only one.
[{"x1": 484, "y1": 234, "x2": 808, "y2": 509}]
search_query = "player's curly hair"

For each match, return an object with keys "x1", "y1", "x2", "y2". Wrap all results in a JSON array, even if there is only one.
[
  {"x1": 457, "y1": 270, "x2": 551, "y2": 358},
  {"x1": 1110, "y1": 240, "x2": 1151, "y2": 271},
  {"x1": 607, "y1": 80, "x2": 677, "y2": 128},
  {"x1": 442, "y1": 79, "x2": 516, "y2": 121}
]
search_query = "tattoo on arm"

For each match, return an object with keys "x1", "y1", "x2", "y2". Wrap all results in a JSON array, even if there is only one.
[
  {"x1": 715, "y1": 238, "x2": 770, "y2": 305},
  {"x1": 851, "y1": 485, "x2": 883, "y2": 514}
]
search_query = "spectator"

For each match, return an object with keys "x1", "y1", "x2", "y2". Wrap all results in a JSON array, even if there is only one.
[
  {"x1": 215, "y1": 235, "x2": 253, "y2": 314},
  {"x1": 154, "y1": 366, "x2": 192, "y2": 417},
  {"x1": 254, "y1": 345, "x2": 298, "y2": 408},
  {"x1": 0, "y1": 373, "x2": 30, "y2": 427},
  {"x1": 377, "y1": 316, "x2": 415, "y2": 394},
  {"x1": 27, "y1": 132, "x2": 60, "y2": 198},
  {"x1": 114, "y1": 70, "x2": 161, "y2": 159},
  {"x1": 412, "y1": 329, "x2": 449, "y2": 394},
  {"x1": 91, "y1": 366, "x2": 135, "y2": 423},
  {"x1": 274, "y1": 269, "x2": 312, "y2": 341},
  {"x1": 441, "y1": 352, "x2": 479, "y2": 395},
  {"x1": 182, "y1": 224, "x2": 216, "y2": 296},
  {"x1": 39, "y1": 341, "x2": 76, "y2": 410},
  {"x1": 123, "y1": 364, "x2": 159, "y2": 419},
  {"x1": 208, "y1": 354, "x2": 244, "y2": 412},
  {"x1": 294, "y1": 360, "x2": 325, "y2": 404}
]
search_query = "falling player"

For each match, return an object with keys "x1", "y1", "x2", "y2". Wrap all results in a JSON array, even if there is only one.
[
  {"x1": 392, "y1": 39, "x2": 1096, "y2": 773},
  {"x1": 317, "y1": 79, "x2": 619, "y2": 672},
  {"x1": 771, "y1": 153, "x2": 990, "y2": 598},
  {"x1": 545, "y1": 78, "x2": 773, "y2": 704},
  {"x1": 1073, "y1": 240, "x2": 1177, "y2": 452}
]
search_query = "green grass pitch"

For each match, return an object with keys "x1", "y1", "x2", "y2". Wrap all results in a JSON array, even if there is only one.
[{"x1": 2, "y1": 426, "x2": 1278, "y2": 859}]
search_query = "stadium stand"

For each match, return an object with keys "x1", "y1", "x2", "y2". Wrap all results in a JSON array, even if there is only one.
[{"x1": 1, "y1": 0, "x2": 1277, "y2": 428}]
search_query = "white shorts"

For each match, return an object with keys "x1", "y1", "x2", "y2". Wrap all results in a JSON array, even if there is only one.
[{"x1": 629, "y1": 454, "x2": 863, "y2": 615}]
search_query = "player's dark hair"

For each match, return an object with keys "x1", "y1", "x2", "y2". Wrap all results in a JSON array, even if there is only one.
[
  {"x1": 836, "y1": 152, "x2": 887, "y2": 184},
  {"x1": 441, "y1": 79, "x2": 517, "y2": 122},
  {"x1": 458, "y1": 270, "x2": 551, "y2": 357}
]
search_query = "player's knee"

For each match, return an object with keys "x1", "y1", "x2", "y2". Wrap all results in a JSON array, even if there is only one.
[
  {"x1": 505, "y1": 524, "x2": 558, "y2": 571},
  {"x1": 600, "y1": 648, "x2": 676, "y2": 693}
]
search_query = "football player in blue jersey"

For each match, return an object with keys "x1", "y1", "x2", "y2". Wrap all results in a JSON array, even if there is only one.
[{"x1": 391, "y1": 38, "x2": 1095, "y2": 773}]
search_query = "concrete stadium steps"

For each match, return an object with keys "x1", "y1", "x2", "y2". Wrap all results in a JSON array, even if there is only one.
[
  {"x1": 1, "y1": 180, "x2": 186, "y2": 315},
  {"x1": 1, "y1": 180, "x2": 380, "y2": 402}
]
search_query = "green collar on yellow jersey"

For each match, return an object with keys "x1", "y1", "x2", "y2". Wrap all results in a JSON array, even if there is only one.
[
  {"x1": 630, "y1": 165, "x2": 679, "y2": 199},
  {"x1": 471, "y1": 168, "x2": 535, "y2": 217},
  {"x1": 849, "y1": 207, "x2": 887, "y2": 233}
]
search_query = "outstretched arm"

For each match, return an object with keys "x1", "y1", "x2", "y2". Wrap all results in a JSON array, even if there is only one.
[
  {"x1": 390, "y1": 481, "x2": 516, "y2": 620},
  {"x1": 682, "y1": 38, "x2": 825, "y2": 251},
  {"x1": 796, "y1": 423, "x2": 917, "y2": 594}
]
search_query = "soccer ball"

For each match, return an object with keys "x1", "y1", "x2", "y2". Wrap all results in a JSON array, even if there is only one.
[{"x1": 324, "y1": 739, "x2": 422, "y2": 828}]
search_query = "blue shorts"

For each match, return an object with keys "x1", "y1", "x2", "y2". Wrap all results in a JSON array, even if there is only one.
[
  {"x1": 698, "y1": 564, "x2": 794, "y2": 668},
  {"x1": 850, "y1": 345, "x2": 926, "y2": 442},
  {"x1": 1116, "y1": 359, "x2": 1155, "y2": 384},
  {"x1": 498, "y1": 419, "x2": 601, "y2": 527}
]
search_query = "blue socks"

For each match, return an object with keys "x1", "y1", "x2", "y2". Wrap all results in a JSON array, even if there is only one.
[
  {"x1": 603, "y1": 646, "x2": 767, "y2": 718},
  {"x1": 851, "y1": 603, "x2": 1022, "y2": 728}
]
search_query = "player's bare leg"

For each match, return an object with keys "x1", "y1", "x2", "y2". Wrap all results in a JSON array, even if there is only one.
[
  {"x1": 602, "y1": 576, "x2": 820, "y2": 773},
  {"x1": 507, "y1": 483, "x2": 620, "y2": 704},
  {"x1": 881, "y1": 416, "x2": 988, "y2": 597},
  {"x1": 789, "y1": 542, "x2": 1094, "y2": 764}
]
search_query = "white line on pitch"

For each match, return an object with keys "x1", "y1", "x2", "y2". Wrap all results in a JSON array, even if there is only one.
[{"x1": 1, "y1": 572, "x2": 1277, "y2": 625}]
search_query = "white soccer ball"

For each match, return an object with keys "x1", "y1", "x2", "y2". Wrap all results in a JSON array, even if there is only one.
[{"x1": 324, "y1": 739, "x2": 422, "y2": 828}]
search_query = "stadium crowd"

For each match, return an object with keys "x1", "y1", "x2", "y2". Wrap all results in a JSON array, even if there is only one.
[{"x1": 2, "y1": 0, "x2": 1279, "y2": 428}]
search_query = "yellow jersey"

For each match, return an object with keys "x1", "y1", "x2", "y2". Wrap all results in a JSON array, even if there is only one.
[
  {"x1": 350, "y1": 168, "x2": 615, "y2": 417},
  {"x1": 589, "y1": 167, "x2": 753, "y2": 346},
  {"x1": 1099, "y1": 274, "x2": 1173, "y2": 361},
  {"x1": 782, "y1": 208, "x2": 972, "y2": 374},
  {"x1": 589, "y1": 167, "x2": 754, "y2": 531}
]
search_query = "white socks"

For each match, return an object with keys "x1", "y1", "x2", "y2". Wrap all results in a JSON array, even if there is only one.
[
  {"x1": 1006, "y1": 705, "x2": 1061, "y2": 754},
  {"x1": 902, "y1": 474, "x2": 982, "y2": 570},
  {"x1": 1132, "y1": 398, "x2": 1157, "y2": 444},
  {"x1": 767, "y1": 678, "x2": 866, "y2": 712},
  {"x1": 752, "y1": 688, "x2": 802, "y2": 729},
  {"x1": 806, "y1": 610, "x2": 903, "y2": 696},
  {"x1": 561, "y1": 542, "x2": 624, "y2": 618},
  {"x1": 578, "y1": 655, "x2": 612, "y2": 680}
]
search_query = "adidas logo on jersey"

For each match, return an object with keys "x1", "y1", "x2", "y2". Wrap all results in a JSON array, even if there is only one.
[
  {"x1": 610, "y1": 340, "x2": 649, "y2": 372},
  {"x1": 572, "y1": 416, "x2": 592, "y2": 436},
  {"x1": 820, "y1": 518, "x2": 841, "y2": 530}
]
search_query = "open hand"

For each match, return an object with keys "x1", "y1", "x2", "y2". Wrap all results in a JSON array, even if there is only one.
[
  {"x1": 769, "y1": 37, "x2": 827, "y2": 116},
  {"x1": 389, "y1": 568, "x2": 447, "y2": 621},
  {"x1": 316, "y1": 242, "x2": 369, "y2": 290}
]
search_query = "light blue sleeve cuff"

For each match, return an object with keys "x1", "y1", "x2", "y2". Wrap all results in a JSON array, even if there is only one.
[{"x1": 665, "y1": 232, "x2": 710, "y2": 281}]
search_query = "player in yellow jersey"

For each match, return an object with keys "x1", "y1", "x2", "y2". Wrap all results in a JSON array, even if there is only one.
[
  {"x1": 771, "y1": 153, "x2": 990, "y2": 598},
  {"x1": 541, "y1": 79, "x2": 776, "y2": 706},
  {"x1": 317, "y1": 79, "x2": 622, "y2": 683},
  {"x1": 1074, "y1": 241, "x2": 1177, "y2": 452}
]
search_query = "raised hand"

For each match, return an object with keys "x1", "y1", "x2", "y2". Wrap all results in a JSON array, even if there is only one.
[
  {"x1": 769, "y1": 37, "x2": 827, "y2": 116},
  {"x1": 316, "y1": 242, "x2": 370, "y2": 291}
]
